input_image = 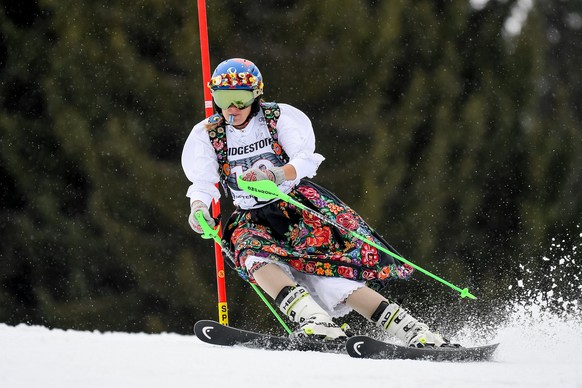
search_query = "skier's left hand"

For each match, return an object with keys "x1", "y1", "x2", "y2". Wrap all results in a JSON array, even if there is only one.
[
  {"x1": 240, "y1": 167, "x2": 286, "y2": 184},
  {"x1": 188, "y1": 200, "x2": 215, "y2": 234}
]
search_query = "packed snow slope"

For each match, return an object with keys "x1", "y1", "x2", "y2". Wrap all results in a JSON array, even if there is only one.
[
  {"x1": 2, "y1": 236, "x2": 581, "y2": 387},
  {"x1": 1, "y1": 302, "x2": 581, "y2": 388}
]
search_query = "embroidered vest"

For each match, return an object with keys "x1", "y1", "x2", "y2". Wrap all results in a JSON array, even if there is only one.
[{"x1": 206, "y1": 102, "x2": 290, "y2": 193}]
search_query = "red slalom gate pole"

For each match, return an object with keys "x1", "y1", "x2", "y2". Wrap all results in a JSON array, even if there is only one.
[{"x1": 196, "y1": 0, "x2": 228, "y2": 325}]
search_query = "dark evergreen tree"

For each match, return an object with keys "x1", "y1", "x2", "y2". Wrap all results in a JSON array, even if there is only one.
[{"x1": 0, "y1": 0, "x2": 580, "y2": 333}]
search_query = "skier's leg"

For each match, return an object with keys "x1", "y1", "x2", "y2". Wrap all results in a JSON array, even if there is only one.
[
  {"x1": 250, "y1": 260, "x2": 346, "y2": 340},
  {"x1": 346, "y1": 287, "x2": 446, "y2": 347},
  {"x1": 250, "y1": 261, "x2": 295, "y2": 298}
]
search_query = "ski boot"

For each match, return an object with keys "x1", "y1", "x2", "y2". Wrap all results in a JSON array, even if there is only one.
[
  {"x1": 371, "y1": 300, "x2": 450, "y2": 348},
  {"x1": 276, "y1": 285, "x2": 347, "y2": 340}
]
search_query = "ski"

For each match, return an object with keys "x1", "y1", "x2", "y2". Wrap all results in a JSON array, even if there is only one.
[
  {"x1": 195, "y1": 320, "x2": 499, "y2": 361},
  {"x1": 346, "y1": 335, "x2": 499, "y2": 361},
  {"x1": 194, "y1": 319, "x2": 346, "y2": 353}
]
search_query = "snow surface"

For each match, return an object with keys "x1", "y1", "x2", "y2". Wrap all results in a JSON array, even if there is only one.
[
  {"x1": 1, "y1": 302, "x2": 581, "y2": 388},
  {"x1": 2, "y1": 235, "x2": 581, "y2": 387}
]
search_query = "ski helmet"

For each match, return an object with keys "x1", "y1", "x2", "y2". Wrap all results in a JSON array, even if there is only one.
[
  {"x1": 209, "y1": 58, "x2": 264, "y2": 93},
  {"x1": 208, "y1": 58, "x2": 264, "y2": 110}
]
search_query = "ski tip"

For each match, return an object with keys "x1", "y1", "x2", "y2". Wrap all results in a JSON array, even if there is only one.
[{"x1": 346, "y1": 335, "x2": 500, "y2": 362}]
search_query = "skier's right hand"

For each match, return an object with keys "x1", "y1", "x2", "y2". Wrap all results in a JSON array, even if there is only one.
[{"x1": 188, "y1": 200, "x2": 215, "y2": 234}]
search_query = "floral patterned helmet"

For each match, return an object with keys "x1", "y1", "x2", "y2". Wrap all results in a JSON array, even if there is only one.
[{"x1": 208, "y1": 58, "x2": 264, "y2": 99}]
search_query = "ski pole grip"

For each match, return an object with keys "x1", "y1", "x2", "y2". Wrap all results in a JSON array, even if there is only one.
[{"x1": 195, "y1": 210, "x2": 219, "y2": 241}]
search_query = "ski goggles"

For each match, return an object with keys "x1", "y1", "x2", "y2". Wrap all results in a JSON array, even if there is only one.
[{"x1": 211, "y1": 89, "x2": 255, "y2": 110}]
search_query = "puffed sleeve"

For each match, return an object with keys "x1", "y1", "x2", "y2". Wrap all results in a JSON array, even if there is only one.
[
  {"x1": 181, "y1": 120, "x2": 221, "y2": 207},
  {"x1": 276, "y1": 103, "x2": 325, "y2": 179}
]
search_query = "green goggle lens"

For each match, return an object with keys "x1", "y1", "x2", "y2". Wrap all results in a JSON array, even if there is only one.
[{"x1": 212, "y1": 90, "x2": 255, "y2": 110}]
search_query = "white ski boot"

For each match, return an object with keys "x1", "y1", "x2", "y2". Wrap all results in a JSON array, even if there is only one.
[
  {"x1": 372, "y1": 300, "x2": 446, "y2": 347},
  {"x1": 276, "y1": 285, "x2": 347, "y2": 340}
]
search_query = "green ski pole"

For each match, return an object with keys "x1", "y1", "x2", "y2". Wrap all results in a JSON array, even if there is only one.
[
  {"x1": 194, "y1": 211, "x2": 293, "y2": 334},
  {"x1": 237, "y1": 177, "x2": 476, "y2": 300}
]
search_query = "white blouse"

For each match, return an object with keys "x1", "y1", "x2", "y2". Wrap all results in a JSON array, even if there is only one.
[{"x1": 181, "y1": 103, "x2": 325, "y2": 209}]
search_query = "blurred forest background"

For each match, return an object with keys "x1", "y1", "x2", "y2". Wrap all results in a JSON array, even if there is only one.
[{"x1": 1, "y1": 0, "x2": 581, "y2": 335}]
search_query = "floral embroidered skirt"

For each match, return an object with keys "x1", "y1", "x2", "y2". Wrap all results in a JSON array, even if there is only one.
[{"x1": 223, "y1": 180, "x2": 413, "y2": 291}]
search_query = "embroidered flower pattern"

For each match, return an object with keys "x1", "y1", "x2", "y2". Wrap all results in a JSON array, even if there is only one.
[
  {"x1": 327, "y1": 203, "x2": 343, "y2": 215},
  {"x1": 305, "y1": 226, "x2": 332, "y2": 247},
  {"x1": 297, "y1": 186, "x2": 319, "y2": 200},
  {"x1": 302, "y1": 210, "x2": 322, "y2": 228},
  {"x1": 208, "y1": 72, "x2": 263, "y2": 91},
  {"x1": 228, "y1": 182, "x2": 414, "y2": 289},
  {"x1": 289, "y1": 259, "x2": 304, "y2": 271},
  {"x1": 336, "y1": 212, "x2": 359, "y2": 230},
  {"x1": 212, "y1": 139, "x2": 224, "y2": 151},
  {"x1": 360, "y1": 243, "x2": 380, "y2": 266}
]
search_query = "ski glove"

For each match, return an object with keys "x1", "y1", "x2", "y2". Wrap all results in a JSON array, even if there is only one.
[
  {"x1": 240, "y1": 166, "x2": 286, "y2": 185},
  {"x1": 188, "y1": 200, "x2": 215, "y2": 234}
]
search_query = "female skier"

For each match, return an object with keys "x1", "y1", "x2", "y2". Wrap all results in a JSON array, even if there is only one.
[{"x1": 182, "y1": 58, "x2": 448, "y2": 347}]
